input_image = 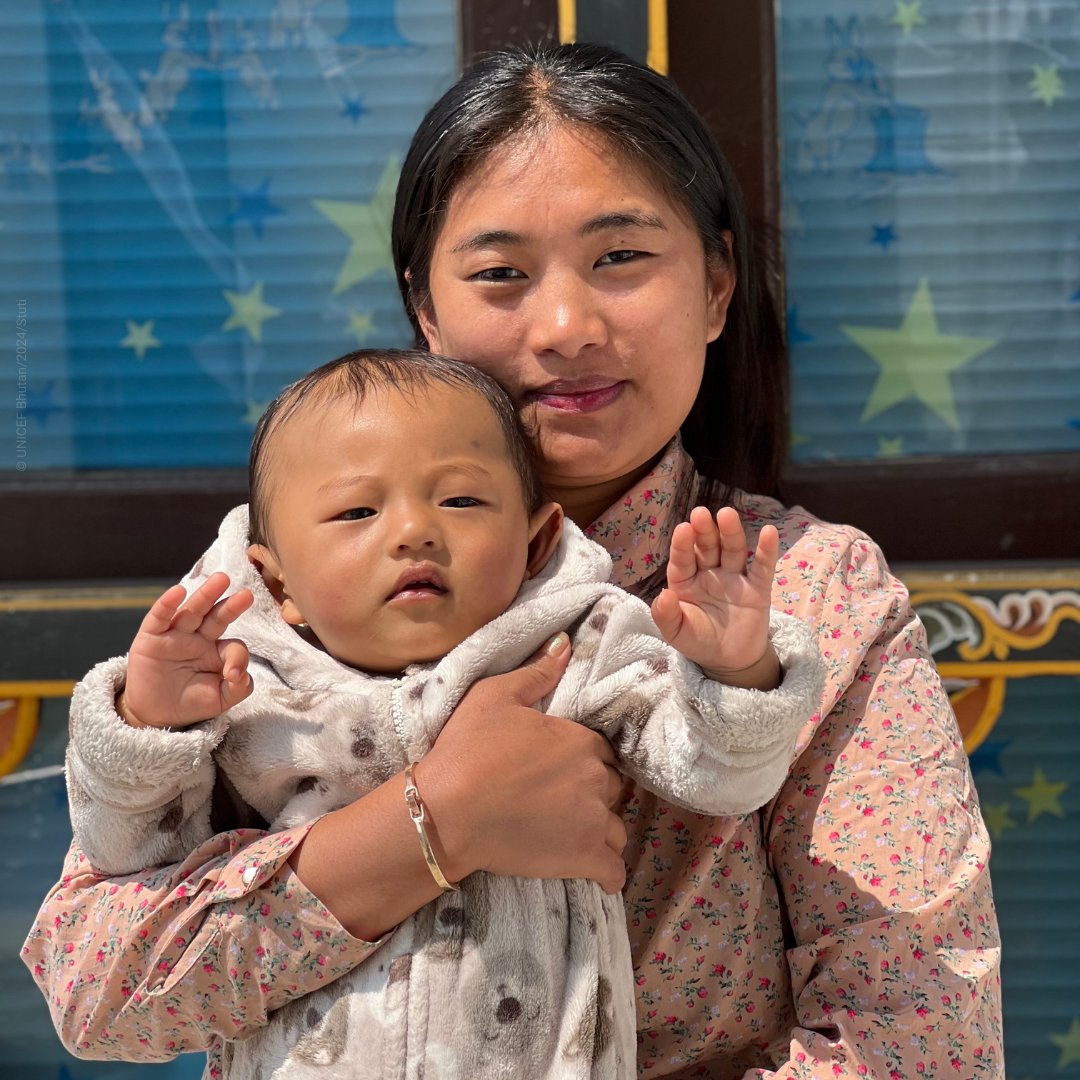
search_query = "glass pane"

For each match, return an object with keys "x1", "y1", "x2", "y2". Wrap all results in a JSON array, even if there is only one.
[
  {"x1": 777, "y1": 2, "x2": 1080, "y2": 462},
  {"x1": 4, "y1": 0, "x2": 457, "y2": 472}
]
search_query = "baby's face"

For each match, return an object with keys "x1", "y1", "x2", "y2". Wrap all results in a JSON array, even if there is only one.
[{"x1": 250, "y1": 382, "x2": 557, "y2": 674}]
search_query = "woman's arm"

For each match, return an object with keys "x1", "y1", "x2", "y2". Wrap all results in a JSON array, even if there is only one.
[
  {"x1": 759, "y1": 535, "x2": 1003, "y2": 1077},
  {"x1": 23, "y1": 636, "x2": 629, "y2": 1060}
]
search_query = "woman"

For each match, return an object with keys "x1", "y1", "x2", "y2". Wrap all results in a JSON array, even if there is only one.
[{"x1": 24, "y1": 44, "x2": 1002, "y2": 1077}]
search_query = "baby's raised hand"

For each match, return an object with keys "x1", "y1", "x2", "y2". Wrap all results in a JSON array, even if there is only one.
[
  {"x1": 119, "y1": 572, "x2": 255, "y2": 729},
  {"x1": 650, "y1": 507, "x2": 780, "y2": 689}
]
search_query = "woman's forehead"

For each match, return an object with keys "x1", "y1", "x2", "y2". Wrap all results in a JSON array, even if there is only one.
[{"x1": 443, "y1": 122, "x2": 680, "y2": 228}]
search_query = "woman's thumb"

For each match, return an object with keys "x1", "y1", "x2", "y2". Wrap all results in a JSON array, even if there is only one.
[{"x1": 510, "y1": 632, "x2": 572, "y2": 707}]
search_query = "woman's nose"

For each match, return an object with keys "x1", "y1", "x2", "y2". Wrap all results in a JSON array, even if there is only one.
[{"x1": 524, "y1": 271, "x2": 608, "y2": 358}]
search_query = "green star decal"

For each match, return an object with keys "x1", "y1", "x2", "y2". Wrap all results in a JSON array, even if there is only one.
[
  {"x1": 891, "y1": 0, "x2": 925, "y2": 35},
  {"x1": 1050, "y1": 1018, "x2": 1080, "y2": 1069},
  {"x1": 1030, "y1": 64, "x2": 1065, "y2": 107},
  {"x1": 120, "y1": 319, "x2": 161, "y2": 360},
  {"x1": 222, "y1": 283, "x2": 282, "y2": 344},
  {"x1": 314, "y1": 157, "x2": 399, "y2": 296},
  {"x1": 243, "y1": 400, "x2": 270, "y2": 426},
  {"x1": 981, "y1": 802, "x2": 1016, "y2": 840},
  {"x1": 842, "y1": 279, "x2": 996, "y2": 429},
  {"x1": 877, "y1": 436, "x2": 904, "y2": 458},
  {"x1": 346, "y1": 310, "x2": 377, "y2": 344},
  {"x1": 1014, "y1": 767, "x2": 1068, "y2": 823}
]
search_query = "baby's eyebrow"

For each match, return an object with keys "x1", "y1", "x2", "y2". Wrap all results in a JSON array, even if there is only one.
[{"x1": 316, "y1": 474, "x2": 374, "y2": 496}]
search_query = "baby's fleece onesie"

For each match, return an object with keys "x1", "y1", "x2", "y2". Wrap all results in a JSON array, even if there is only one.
[{"x1": 66, "y1": 506, "x2": 824, "y2": 1080}]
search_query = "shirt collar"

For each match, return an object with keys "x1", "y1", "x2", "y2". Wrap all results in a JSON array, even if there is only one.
[{"x1": 584, "y1": 435, "x2": 699, "y2": 592}]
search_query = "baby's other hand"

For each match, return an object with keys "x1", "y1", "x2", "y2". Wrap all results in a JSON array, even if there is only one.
[
  {"x1": 120, "y1": 572, "x2": 254, "y2": 729},
  {"x1": 650, "y1": 506, "x2": 780, "y2": 687}
]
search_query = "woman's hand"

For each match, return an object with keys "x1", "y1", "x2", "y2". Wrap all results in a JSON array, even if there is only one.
[
  {"x1": 650, "y1": 506, "x2": 781, "y2": 689},
  {"x1": 419, "y1": 634, "x2": 629, "y2": 895},
  {"x1": 119, "y1": 572, "x2": 255, "y2": 729}
]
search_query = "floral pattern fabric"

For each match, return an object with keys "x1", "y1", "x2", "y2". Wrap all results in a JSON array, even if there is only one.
[{"x1": 22, "y1": 437, "x2": 1003, "y2": 1078}]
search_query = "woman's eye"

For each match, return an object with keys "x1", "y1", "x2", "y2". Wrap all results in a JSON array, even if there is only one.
[
  {"x1": 441, "y1": 496, "x2": 481, "y2": 508},
  {"x1": 596, "y1": 249, "x2": 645, "y2": 267},
  {"x1": 471, "y1": 266, "x2": 526, "y2": 283},
  {"x1": 337, "y1": 507, "x2": 375, "y2": 521}
]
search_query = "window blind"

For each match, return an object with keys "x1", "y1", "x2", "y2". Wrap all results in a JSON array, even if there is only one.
[
  {"x1": 777, "y1": 1, "x2": 1080, "y2": 463},
  {"x1": 4, "y1": 0, "x2": 457, "y2": 472}
]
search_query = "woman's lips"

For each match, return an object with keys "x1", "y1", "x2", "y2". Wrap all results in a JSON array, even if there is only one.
[{"x1": 525, "y1": 380, "x2": 625, "y2": 414}]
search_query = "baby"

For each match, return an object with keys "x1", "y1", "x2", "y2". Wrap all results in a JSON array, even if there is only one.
[{"x1": 65, "y1": 350, "x2": 824, "y2": 1080}]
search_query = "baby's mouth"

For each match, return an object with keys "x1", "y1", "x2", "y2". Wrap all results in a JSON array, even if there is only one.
[{"x1": 387, "y1": 566, "x2": 448, "y2": 601}]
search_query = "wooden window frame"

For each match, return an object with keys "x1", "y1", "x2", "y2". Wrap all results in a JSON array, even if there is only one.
[{"x1": 6, "y1": 0, "x2": 1078, "y2": 582}]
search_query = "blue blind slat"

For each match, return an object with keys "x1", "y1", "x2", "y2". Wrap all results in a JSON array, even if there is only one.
[
  {"x1": 779, "y1": 1, "x2": 1080, "y2": 462},
  {"x1": 4, "y1": 0, "x2": 457, "y2": 472}
]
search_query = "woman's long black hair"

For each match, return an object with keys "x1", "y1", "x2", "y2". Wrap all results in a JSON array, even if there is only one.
[{"x1": 391, "y1": 42, "x2": 788, "y2": 497}]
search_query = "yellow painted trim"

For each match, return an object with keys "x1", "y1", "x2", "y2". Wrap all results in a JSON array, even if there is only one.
[
  {"x1": 646, "y1": 0, "x2": 668, "y2": 74},
  {"x1": 950, "y1": 677, "x2": 1006, "y2": 755},
  {"x1": 558, "y1": 0, "x2": 576, "y2": 43},
  {"x1": 937, "y1": 661, "x2": 1080, "y2": 679},
  {"x1": 0, "y1": 587, "x2": 161, "y2": 612},
  {"x1": 0, "y1": 680, "x2": 77, "y2": 698},
  {"x1": 903, "y1": 569, "x2": 1080, "y2": 591},
  {"x1": 0, "y1": 696, "x2": 41, "y2": 777}
]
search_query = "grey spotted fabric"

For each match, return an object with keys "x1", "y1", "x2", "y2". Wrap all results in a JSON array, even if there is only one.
[{"x1": 66, "y1": 506, "x2": 824, "y2": 1079}]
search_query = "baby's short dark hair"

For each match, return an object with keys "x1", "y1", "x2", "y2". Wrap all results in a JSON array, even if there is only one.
[{"x1": 248, "y1": 348, "x2": 544, "y2": 546}]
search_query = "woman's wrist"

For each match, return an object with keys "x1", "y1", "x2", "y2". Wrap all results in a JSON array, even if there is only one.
[{"x1": 701, "y1": 643, "x2": 782, "y2": 691}]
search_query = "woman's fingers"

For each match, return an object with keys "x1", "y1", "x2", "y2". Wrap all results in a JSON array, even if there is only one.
[{"x1": 502, "y1": 632, "x2": 573, "y2": 707}]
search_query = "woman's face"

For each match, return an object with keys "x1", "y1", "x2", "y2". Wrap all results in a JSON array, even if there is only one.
[{"x1": 415, "y1": 123, "x2": 735, "y2": 505}]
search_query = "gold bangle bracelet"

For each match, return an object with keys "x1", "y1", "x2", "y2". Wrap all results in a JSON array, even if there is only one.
[{"x1": 404, "y1": 763, "x2": 459, "y2": 892}]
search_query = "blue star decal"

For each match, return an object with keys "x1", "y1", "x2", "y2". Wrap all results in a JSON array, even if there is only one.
[
  {"x1": 340, "y1": 96, "x2": 368, "y2": 124},
  {"x1": 968, "y1": 738, "x2": 1010, "y2": 778},
  {"x1": 228, "y1": 178, "x2": 285, "y2": 240},
  {"x1": 787, "y1": 305, "x2": 814, "y2": 344},
  {"x1": 24, "y1": 381, "x2": 65, "y2": 427},
  {"x1": 1071, "y1": 287, "x2": 1080, "y2": 302},
  {"x1": 871, "y1": 224, "x2": 897, "y2": 250},
  {"x1": 1069, "y1": 418, "x2": 1080, "y2": 432}
]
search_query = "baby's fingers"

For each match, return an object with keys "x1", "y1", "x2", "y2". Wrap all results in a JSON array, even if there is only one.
[
  {"x1": 138, "y1": 583, "x2": 191, "y2": 636},
  {"x1": 197, "y1": 588, "x2": 255, "y2": 641},
  {"x1": 170, "y1": 572, "x2": 234, "y2": 633},
  {"x1": 748, "y1": 524, "x2": 781, "y2": 588},
  {"x1": 714, "y1": 506, "x2": 750, "y2": 574},
  {"x1": 217, "y1": 638, "x2": 253, "y2": 708},
  {"x1": 650, "y1": 588, "x2": 683, "y2": 644},
  {"x1": 665, "y1": 521, "x2": 700, "y2": 587}
]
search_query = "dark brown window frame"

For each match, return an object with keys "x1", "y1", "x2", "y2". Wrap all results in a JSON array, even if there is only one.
[{"x1": 6, "y1": 0, "x2": 1078, "y2": 583}]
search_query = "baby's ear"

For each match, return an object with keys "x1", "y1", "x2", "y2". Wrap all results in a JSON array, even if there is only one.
[
  {"x1": 524, "y1": 503, "x2": 564, "y2": 580},
  {"x1": 246, "y1": 543, "x2": 306, "y2": 625}
]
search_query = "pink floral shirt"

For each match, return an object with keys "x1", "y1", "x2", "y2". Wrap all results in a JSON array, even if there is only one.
[{"x1": 23, "y1": 439, "x2": 1003, "y2": 1078}]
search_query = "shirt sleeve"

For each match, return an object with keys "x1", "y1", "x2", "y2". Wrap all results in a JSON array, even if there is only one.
[
  {"x1": 21, "y1": 824, "x2": 388, "y2": 1061},
  {"x1": 558, "y1": 592, "x2": 824, "y2": 817},
  {"x1": 750, "y1": 534, "x2": 1004, "y2": 1078}
]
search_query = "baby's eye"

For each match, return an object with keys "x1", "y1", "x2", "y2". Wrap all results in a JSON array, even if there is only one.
[
  {"x1": 441, "y1": 496, "x2": 481, "y2": 508},
  {"x1": 471, "y1": 266, "x2": 526, "y2": 283},
  {"x1": 337, "y1": 507, "x2": 375, "y2": 521},
  {"x1": 596, "y1": 249, "x2": 646, "y2": 267}
]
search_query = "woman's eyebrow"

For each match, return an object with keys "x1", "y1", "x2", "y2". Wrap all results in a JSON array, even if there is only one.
[
  {"x1": 581, "y1": 210, "x2": 666, "y2": 236},
  {"x1": 450, "y1": 229, "x2": 524, "y2": 254},
  {"x1": 449, "y1": 211, "x2": 666, "y2": 254}
]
